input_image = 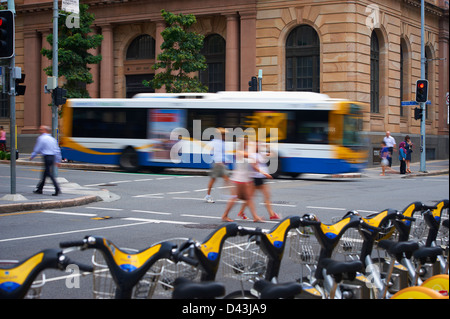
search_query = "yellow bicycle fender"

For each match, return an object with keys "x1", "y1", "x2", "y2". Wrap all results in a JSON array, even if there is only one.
[
  {"x1": 320, "y1": 217, "x2": 352, "y2": 239},
  {"x1": 103, "y1": 238, "x2": 162, "y2": 272},
  {"x1": 391, "y1": 286, "x2": 449, "y2": 299},
  {"x1": 0, "y1": 253, "x2": 44, "y2": 292},
  {"x1": 266, "y1": 218, "x2": 291, "y2": 248},
  {"x1": 421, "y1": 275, "x2": 449, "y2": 297},
  {"x1": 200, "y1": 227, "x2": 227, "y2": 261}
]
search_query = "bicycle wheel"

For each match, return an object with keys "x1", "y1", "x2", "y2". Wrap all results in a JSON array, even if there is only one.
[{"x1": 224, "y1": 290, "x2": 257, "y2": 299}]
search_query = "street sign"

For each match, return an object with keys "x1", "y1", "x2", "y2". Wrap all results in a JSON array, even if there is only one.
[{"x1": 62, "y1": 0, "x2": 79, "y2": 14}]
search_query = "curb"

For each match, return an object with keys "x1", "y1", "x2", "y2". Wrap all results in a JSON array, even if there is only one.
[
  {"x1": 0, "y1": 195, "x2": 101, "y2": 214},
  {"x1": 401, "y1": 169, "x2": 449, "y2": 179}
]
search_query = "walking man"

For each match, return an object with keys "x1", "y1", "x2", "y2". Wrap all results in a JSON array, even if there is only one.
[
  {"x1": 204, "y1": 128, "x2": 230, "y2": 203},
  {"x1": 30, "y1": 125, "x2": 62, "y2": 196}
]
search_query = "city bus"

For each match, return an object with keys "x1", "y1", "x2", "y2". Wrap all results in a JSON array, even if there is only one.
[{"x1": 60, "y1": 91, "x2": 367, "y2": 176}]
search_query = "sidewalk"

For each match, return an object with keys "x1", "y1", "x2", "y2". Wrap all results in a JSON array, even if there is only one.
[
  {"x1": 0, "y1": 156, "x2": 119, "y2": 214},
  {"x1": 1, "y1": 156, "x2": 448, "y2": 214},
  {"x1": 359, "y1": 159, "x2": 449, "y2": 180}
]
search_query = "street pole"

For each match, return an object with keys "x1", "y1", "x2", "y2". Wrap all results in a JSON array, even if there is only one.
[
  {"x1": 52, "y1": 0, "x2": 59, "y2": 177},
  {"x1": 419, "y1": 0, "x2": 427, "y2": 172},
  {"x1": 7, "y1": 0, "x2": 16, "y2": 194}
]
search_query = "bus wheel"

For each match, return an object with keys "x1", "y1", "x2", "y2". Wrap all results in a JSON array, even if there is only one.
[{"x1": 119, "y1": 146, "x2": 139, "y2": 172}]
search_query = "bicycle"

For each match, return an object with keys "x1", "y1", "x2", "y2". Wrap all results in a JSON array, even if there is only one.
[
  {"x1": 288, "y1": 211, "x2": 379, "y2": 299},
  {"x1": 220, "y1": 216, "x2": 305, "y2": 298},
  {"x1": 59, "y1": 236, "x2": 199, "y2": 299},
  {"x1": 392, "y1": 200, "x2": 448, "y2": 281},
  {"x1": 358, "y1": 208, "x2": 448, "y2": 299},
  {"x1": 0, "y1": 248, "x2": 93, "y2": 299}
]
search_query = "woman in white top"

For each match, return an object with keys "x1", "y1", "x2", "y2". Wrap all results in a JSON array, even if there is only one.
[
  {"x1": 222, "y1": 138, "x2": 265, "y2": 223},
  {"x1": 237, "y1": 142, "x2": 280, "y2": 220}
]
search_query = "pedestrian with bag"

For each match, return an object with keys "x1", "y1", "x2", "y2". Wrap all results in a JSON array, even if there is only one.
[
  {"x1": 380, "y1": 141, "x2": 390, "y2": 176},
  {"x1": 383, "y1": 131, "x2": 396, "y2": 169}
]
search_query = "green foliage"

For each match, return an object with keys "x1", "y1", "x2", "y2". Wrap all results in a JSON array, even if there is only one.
[
  {"x1": 41, "y1": 4, "x2": 103, "y2": 98},
  {"x1": 145, "y1": 10, "x2": 207, "y2": 93}
]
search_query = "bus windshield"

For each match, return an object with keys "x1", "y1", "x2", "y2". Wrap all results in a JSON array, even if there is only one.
[{"x1": 342, "y1": 104, "x2": 364, "y2": 149}]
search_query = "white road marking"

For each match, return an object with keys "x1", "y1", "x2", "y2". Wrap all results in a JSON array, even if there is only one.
[
  {"x1": 42, "y1": 211, "x2": 98, "y2": 217},
  {"x1": 0, "y1": 221, "x2": 156, "y2": 243},
  {"x1": 306, "y1": 206, "x2": 347, "y2": 211},
  {"x1": 181, "y1": 214, "x2": 222, "y2": 220},
  {"x1": 133, "y1": 193, "x2": 165, "y2": 198},
  {"x1": 132, "y1": 210, "x2": 172, "y2": 216},
  {"x1": 122, "y1": 217, "x2": 198, "y2": 225},
  {"x1": 86, "y1": 207, "x2": 123, "y2": 211}
]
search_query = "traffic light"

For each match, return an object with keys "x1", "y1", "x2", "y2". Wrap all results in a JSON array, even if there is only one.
[
  {"x1": 414, "y1": 107, "x2": 423, "y2": 120},
  {"x1": 0, "y1": 10, "x2": 14, "y2": 59},
  {"x1": 15, "y1": 73, "x2": 26, "y2": 96},
  {"x1": 53, "y1": 87, "x2": 67, "y2": 106},
  {"x1": 415, "y1": 79, "x2": 428, "y2": 103},
  {"x1": 248, "y1": 76, "x2": 257, "y2": 91}
]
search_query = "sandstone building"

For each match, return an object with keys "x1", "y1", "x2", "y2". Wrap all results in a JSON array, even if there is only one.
[{"x1": 1, "y1": 0, "x2": 448, "y2": 165}]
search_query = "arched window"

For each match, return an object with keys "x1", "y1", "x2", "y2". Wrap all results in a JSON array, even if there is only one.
[
  {"x1": 400, "y1": 40, "x2": 406, "y2": 117},
  {"x1": 125, "y1": 34, "x2": 156, "y2": 97},
  {"x1": 126, "y1": 34, "x2": 155, "y2": 60},
  {"x1": 286, "y1": 25, "x2": 320, "y2": 92},
  {"x1": 200, "y1": 34, "x2": 226, "y2": 92},
  {"x1": 370, "y1": 31, "x2": 380, "y2": 113}
]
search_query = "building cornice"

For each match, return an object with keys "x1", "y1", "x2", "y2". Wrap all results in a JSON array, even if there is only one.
[{"x1": 402, "y1": 0, "x2": 446, "y2": 17}]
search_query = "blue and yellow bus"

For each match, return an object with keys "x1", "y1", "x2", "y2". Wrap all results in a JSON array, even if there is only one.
[{"x1": 60, "y1": 91, "x2": 367, "y2": 176}]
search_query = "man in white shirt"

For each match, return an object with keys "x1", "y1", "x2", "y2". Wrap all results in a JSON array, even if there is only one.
[
  {"x1": 30, "y1": 125, "x2": 62, "y2": 196},
  {"x1": 204, "y1": 128, "x2": 230, "y2": 203},
  {"x1": 383, "y1": 131, "x2": 396, "y2": 168}
]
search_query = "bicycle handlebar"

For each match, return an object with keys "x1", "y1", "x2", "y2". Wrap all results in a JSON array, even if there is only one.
[
  {"x1": 60, "y1": 239, "x2": 88, "y2": 249},
  {"x1": 170, "y1": 240, "x2": 199, "y2": 267},
  {"x1": 58, "y1": 255, "x2": 94, "y2": 272}
]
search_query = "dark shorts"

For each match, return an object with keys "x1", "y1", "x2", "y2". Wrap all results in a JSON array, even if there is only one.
[{"x1": 253, "y1": 177, "x2": 265, "y2": 187}]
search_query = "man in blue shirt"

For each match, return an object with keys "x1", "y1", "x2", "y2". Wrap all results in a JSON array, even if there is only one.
[{"x1": 29, "y1": 125, "x2": 62, "y2": 196}]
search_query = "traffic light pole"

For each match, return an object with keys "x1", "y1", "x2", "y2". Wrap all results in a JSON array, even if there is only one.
[
  {"x1": 52, "y1": 0, "x2": 59, "y2": 177},
  {"x1": 7, "y1": 1, "x2": 16, "y2": 194},
  {"x1": 419, "y1": 0, "x2": 426, "y2": 173}
]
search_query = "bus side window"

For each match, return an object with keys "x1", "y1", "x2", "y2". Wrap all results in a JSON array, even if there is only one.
[{"x1": 296, "y1": 111, "x2": 329, "y2": 144}]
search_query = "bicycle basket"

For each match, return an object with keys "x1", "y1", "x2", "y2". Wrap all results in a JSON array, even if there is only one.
[
  {"x1": 335, "y1": 228, "x2": 364, "y2": 260},
  {"x1": 151, "y1": 258, "x2": 200, "y2": 298},
  {"x1": 288, "y1": 227, "x2": 321, "y2": 266},
  {"x1": 92, "y1": 248, "x2": 163, "y2": 299},
  {"x1": 0, "y1": 260, "x2": 46, "y2": 299},
  {"x1": 221, "y1": 236, "x2": 268, "y2": 281}
]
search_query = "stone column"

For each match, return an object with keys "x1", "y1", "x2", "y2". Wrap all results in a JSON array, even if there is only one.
[
  {"x1": 87, "y1": 27, "x2": 100, "y2": 98},
  {"x1": 438, "y1": 18, "x2": 449, "y2": 133},
  {"x1": 40, "y1": 29, "x2": 52, "y2": 127},
  {"x1": 225, "y1": 14, "x2": 240, "y2": 91},
  {"x1": 155, "y1": 20, "x2": 165, "y2": 93},
  {"x1": 239, "y1": 11, "x2": 257, "y2": 91},
  {"x1": 100, "y1": 24, "x2": 114, "y2": 98},
  {"x1": 22, "y1": 30, "x2": 41, "y2": 134}
]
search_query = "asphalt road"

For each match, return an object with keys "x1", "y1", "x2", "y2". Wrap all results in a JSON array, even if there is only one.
[{"x1": 0, "y1": 163, "x2": 448, "y2": 299}]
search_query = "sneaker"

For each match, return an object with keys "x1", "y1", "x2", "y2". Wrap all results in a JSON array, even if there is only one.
[
  {"x1": 204, "y1": 195, "x2": 215, "y2": 203},
  {"x1": 270, "y1": 213, "x2": 281, "y2": 220}
]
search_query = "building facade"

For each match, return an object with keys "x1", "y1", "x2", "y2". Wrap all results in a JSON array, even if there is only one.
[{"x1": 2, "y1": 0, "x2": 449, "y2": 164}]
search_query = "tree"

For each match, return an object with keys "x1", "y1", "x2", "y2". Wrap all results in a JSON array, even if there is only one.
[
  {"x1": 41, "y1": 4, "x2": 103, "y2": 98},
  {"x1": 145, "y1": 10, "x2": 207, "y2": 93}
]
